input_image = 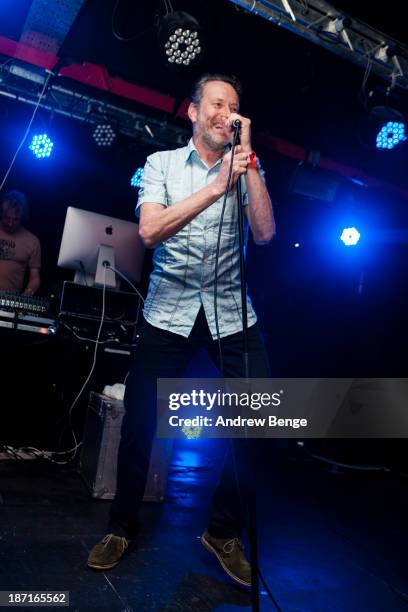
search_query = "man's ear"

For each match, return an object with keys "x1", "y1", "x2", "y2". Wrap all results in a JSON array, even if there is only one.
[{"x1": 187, "y1": 102, "x2": 198, "y2": 124}]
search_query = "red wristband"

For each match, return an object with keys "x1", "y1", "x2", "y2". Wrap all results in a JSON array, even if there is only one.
[{"x1": 247, "y1": 151, "x2": 259, "y2": 169}]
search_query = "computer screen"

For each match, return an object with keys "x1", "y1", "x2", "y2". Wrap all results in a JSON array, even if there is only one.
[{"x1": 57, "y1": 207, "x2": 144, "y2": 287}]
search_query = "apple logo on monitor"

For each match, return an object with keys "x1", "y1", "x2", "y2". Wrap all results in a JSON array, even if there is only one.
[{"x1": 105, "y1": 225, "x2": 113, "y2": 235}]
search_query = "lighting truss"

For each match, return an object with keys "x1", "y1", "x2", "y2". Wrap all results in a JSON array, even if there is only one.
[
  {"x1": 0, "y1": 62, "x2": 190, "y2": 150},
  {"x1": 226, "y1": 0, "x2": 408, "y2": 89}
]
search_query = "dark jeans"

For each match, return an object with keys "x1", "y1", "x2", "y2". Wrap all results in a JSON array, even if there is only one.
[{"x1": 109, "y1": 306, "x2": 270, "y2": 539}]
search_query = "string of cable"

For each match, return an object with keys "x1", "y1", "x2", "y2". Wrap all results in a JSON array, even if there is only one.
[
  {"x1": 55, "y1": 264, "x2": 143, "y2": 461},
  {"x1": 105, "y1": 263, "x2": 144, "y2": 329},
  {"x1": 0, "y1": 70, "x2": 52, "y2": 192},
  {"x1": 213, "y1": 128, "x2": 240, "y2": 374},
  {"x1": 358, "y1": 42, "x2": 374, "y2": 110},
  {"x1": 111, "y1": 0, "x2": 160, "y2": 42},
  {"x1": 212, "y1": 129, "x2": 283, "y2": 610},
  {"x1": 1, "y1": 268, "x2": 143, "y2": 464},
  {"x1": 163, "y1": 0, "x2": 173, "y2": 15},
  {"x1": 54, "y1": 265, "x2": 109, "y2": 463}
]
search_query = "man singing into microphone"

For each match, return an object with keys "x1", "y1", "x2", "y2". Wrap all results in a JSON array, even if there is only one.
[{"x1": 88, "y1": 74, "x2": 275, "y2": 587}]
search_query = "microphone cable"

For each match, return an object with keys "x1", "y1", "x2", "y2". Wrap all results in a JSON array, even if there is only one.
[
  {"x1": 213, "y1": 124, "x2": 241, "y2": 374},
  {"x1": 212, "y1": 125, "x2": 282, "y2": 611}
]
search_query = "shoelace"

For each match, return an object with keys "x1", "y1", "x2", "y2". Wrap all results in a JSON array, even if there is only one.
[
  {"x1": 222, "y1": 537, "x2": 242, "y2": 555},
  {"x1": 102, "y1": 534, "x2": 129, "y2": 551}
]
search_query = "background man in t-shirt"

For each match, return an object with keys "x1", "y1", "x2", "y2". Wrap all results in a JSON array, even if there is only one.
[{"x1": 0, "y1": 191, "x2": 41, "y2": 295}]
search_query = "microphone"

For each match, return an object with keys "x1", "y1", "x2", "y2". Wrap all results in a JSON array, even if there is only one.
[{"x1": 232, "y1": 118, "x2": 241, "y2": 130}]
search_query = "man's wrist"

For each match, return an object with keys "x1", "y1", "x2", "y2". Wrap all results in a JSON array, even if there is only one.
[{"x1": 247, "y1": 151, "x2": 260, "y2": 170}]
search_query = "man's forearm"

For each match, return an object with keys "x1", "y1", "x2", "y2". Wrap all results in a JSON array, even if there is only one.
[
  {"x1": 245, "y1": 167, "x2": 275, "y2": 244},
  {"x1": 22, "y1": 279, "x2": 40, "y2": 296},
  {"x1": 140, "y1": 183, "x2": 223, "y2": 248}
]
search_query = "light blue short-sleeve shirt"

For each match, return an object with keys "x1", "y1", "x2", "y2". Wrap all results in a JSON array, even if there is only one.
[{"x1": 136, "y1": 138, "x2": 257, "y2": 339}]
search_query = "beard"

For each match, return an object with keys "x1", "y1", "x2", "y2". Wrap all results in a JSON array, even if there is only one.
[{"x1": 200, "y1": 124, "x2": 230, "y2": 151}]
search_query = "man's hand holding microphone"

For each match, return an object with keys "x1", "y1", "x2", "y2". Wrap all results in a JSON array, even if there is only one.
[{"x1": 213, "y1": 112, "x2": 254, "y2": 194}]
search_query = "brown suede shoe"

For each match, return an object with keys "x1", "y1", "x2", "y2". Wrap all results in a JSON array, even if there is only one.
[
  {"x1": 201, "y1": 530, "x2": 251, "y2": 588},
  {"x1": 87, "y1": 534, "x2": 130, "y2": 570}
]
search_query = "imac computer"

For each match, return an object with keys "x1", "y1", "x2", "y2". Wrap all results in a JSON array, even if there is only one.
[{"x1": 57, "y1": 207, "x2": 144, "y2": 289}]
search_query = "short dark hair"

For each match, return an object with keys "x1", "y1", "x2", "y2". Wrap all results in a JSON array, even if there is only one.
[
  {"x1": 1, "y1": 190, "x2": 28, "y2": 221},
  {"x1": 190, "y1": 73, "x2": 242, "y2": 106}
]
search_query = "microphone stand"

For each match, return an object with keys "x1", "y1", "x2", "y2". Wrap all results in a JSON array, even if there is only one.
[{"x1": 233, "y1": 124, "x2": 260, "y2": 611}]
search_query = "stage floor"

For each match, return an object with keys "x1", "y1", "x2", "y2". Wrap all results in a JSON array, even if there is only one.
[{"x1": 0, "y1": 440, "x2": 407, "y2": 611}]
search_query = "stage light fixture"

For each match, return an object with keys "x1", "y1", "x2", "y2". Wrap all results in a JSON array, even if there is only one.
[
  {"x1": 159, "y1": 11, "x2": 203, "y2": 67},
  {"x1": 93, "y1": 124, "x2": 116, "y2": 147},
  {"x1": 29, "y1": 134, "x2": 54, "y2": 158},
  {"x1": 281, "y1": 0, "x2": 296, "y2": 22},
  {"x1": 319, "y1": 16, "x2": 353, "y2": 50},
  {"x1": 374, "y1": 44, "x2": 393, "y2": 63},
  {"x1": 182, "y1": 424, "x2": 202, "y2": 439},
  {"x1": 370, "y1": 106, "x2": 407, "y2": 150},
  {"x1": 340, "y1": 227, "x2": 360, "y2": 246},
  {"x1": 376, "y1": 120, "x2": 406, "y2": 150},
  {"x1": 130, "y1": 168, "x2": 144, "y2": 188},
  {"x1": 373, "y1": 42, "x2": 403, "y2": 76}
]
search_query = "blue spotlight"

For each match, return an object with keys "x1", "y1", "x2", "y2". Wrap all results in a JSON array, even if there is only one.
[
  {"x1": 340, "y1": 227, "x2": 360, "y2": 246},
  {"x1": 376, "y1": 121, "x2": 407, "y2": 150},
  {"x1": 29, "y1": 134, "x2": 54, "y2": 158},
  {"x1": 131, "y1": 167, "x2": 144, "y2": 188}
]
